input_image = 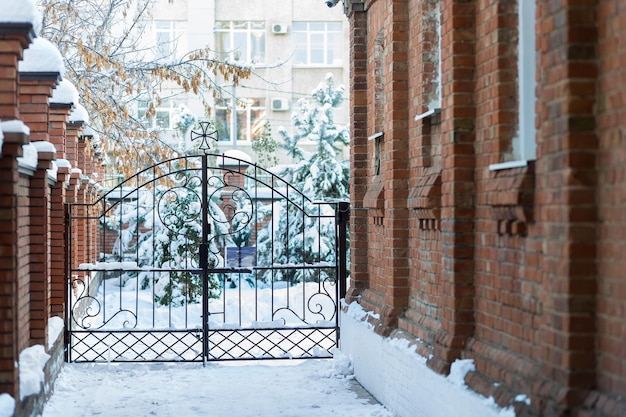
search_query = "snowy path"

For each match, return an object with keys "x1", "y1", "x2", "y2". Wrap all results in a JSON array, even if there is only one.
[{"x1": 42, "y1": 358, "x2": 395, "y2": 417}]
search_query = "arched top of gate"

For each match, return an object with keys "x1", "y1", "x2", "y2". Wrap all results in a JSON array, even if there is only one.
[{"x1": 87, "y1": 153, "x2": 339, "y2": 216}]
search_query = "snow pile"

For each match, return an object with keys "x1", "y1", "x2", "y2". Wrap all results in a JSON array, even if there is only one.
[
  {"x1": 55, "y1": 158, "x2": 71, "y2": 169},
  {"x1": 342, "y1": 299, "x2": 380, "y2": 330},
  {"x1": 32, "y1": 140, "x2": 56, "y2": 154},
  {"x1": 1, "y1": 120, "x2": 30, "y2": 135},
  {"x1": 0, "y1": 394, "x2": 15, "y2": 417},
  {"x1": 51, "y1": 79, "x2": 79, "y2": 105},
  {"x1": 78, "y1": 261, "x2": 141, "y2": 271},
  {"x1": 47, "y1": 316, "x2": 64, "y2": 350},
  {"x1": 17, "y1": 143, "x2": 38, "y2": 170},
  {"x1": 19, "y1": 345, "x2": 50, "y2": 400},
  {"x1": 448, "y1": 358, "x2": 476, "y2": 386},
  {"x1": 219, "y1": 149, "x2": 253, "y2": 165},
  {"x1": 330, "y1": 348, "x2": 353, "y2": 377},
  {"x1": 69, "y1": 103, "x2": 89, "y2": 123},
  {"x1": 0, "y1": 0, "x2": 42, "y2": 34},
  {"x1": 19, "y1": 37, "x2": 65, "y2": 75}
]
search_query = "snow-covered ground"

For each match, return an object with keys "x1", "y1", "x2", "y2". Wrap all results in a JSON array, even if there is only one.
[
  {"x1": 12, "y1": 280, "x2": 521, "y2": 417},
  {"x1": 41, "y1": 354, "x2": 394, "y2": 417}
]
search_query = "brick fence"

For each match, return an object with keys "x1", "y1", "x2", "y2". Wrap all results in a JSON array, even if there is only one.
[{"x1": 0, "y1": 22, "x2": 103, "y2": 417}]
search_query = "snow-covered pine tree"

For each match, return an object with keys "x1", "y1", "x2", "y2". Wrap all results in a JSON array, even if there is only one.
[
  {"x1": 255, "y1": 73, "x2": 349, "y2": 284},
  {"x1": 108, "y1": 132, "x2": 235, "y2": 306},
  {"x1": 251, "y1": 121, "x2": 279, "y2": 169}
]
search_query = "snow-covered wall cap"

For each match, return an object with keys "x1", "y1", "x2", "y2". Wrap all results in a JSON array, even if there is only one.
[
  {"x1": 69, "y1": 103, "x2": 89, "y2": 123},
  {"x1": 82, "y1": 125, "x2": 95, "y2": 137},
  {"x1": 71, "y1": 167, "x2": 82, "y2": 175},
  {"x1": 219, "y1": 149, "x2": 253, "y2": 165},
  {"x1": 50, "y1": 78, "x2": 78, "y2": 105},
  {"x1": 55, "y1": 158, "x2": 71, "y2": 169},
  {"x1": 0, "y1": 0, "x2": 42, "y2": 35},
  {"x1": 32, "y1": 140, "x2": 56, "y2": 154},
  {"x1": 17, "y1": 143, "x2": 38, "y2": 171},
  {"x1": 19, "y1": 37, "x2": 65, "y2": 75},
  {"x1": 1, "y1": 120, "x2": 30, "y2": 135}
]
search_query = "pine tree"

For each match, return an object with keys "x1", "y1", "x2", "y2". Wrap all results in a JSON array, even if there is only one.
[
  {"x1": 256, "y1": 73, "x2": 349, "y2": 283},
  {"x1": 251, "y1": 121, "x2": 279, "y2": 169}
]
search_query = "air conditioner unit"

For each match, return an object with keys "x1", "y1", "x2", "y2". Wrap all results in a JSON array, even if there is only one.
[
  {"x1": 271, "y1": 98, "x2": 290, "y2": 111},
  {"x1": 272, "y1": 23, "x2": 288, "y2": 34}
]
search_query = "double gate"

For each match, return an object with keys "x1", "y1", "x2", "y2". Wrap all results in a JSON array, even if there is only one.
[{"x1": 65, "y1": 151, "x2": 348, "y2": 363}]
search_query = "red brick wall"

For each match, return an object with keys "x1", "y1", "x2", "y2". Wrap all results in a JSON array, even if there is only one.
[
  {"x1": 0, "y1": 30, "x2": 31, "y2": 121},
  {"x1": 401, "y1": 0, "x2": 444, "y2": 354},
  {"x1": 595, "y1": 0, "x2": 626, "y2": 411},
  {"x1": 0, "y1": 133, "x2": 29, "y2": 398},
  {"x1": 346, "y1": 0, "x2": 626, "y2": 416},
  {"x1": 0, "y1": 23, "x2": 106, "y2": 407}
]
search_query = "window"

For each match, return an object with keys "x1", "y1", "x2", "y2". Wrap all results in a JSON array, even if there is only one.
[
  {"x1": 514, "y1": 0, "x2": 537, "y2": 162},
  {"x1": 215, "y1": 98, "x2": 266, "y2": 143},
  {"x1": 215, "y1": 21, "x2": 265, "y2": 64},
  {"x1": 293, "y1": 22, "x2": 343, "y2": 66},
  {"x1": 137, "y1": 98, "x2": 181, "y2": 130},
  {"x1": 490, "y1": 0, "x2": 537, "y2": 169},
  {"x1": 373, "y1": 31, "x2": 385, "y2": 134},
  {"x1": 155, "y1": 20, "x2": 185, "y2": 60},
  {"x1": 415, "y1": 0, "x2": 442, "y2": 121},
  {"x1": 370, "y1": 31, "x2": 385, "y2": 177}
]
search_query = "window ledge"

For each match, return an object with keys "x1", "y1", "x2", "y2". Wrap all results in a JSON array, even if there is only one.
[
  {"x1": 487, "y1": 161, "x2": 535, "y2": 236},
  {"x1": 363, "y1": 175, "x2": 384, "y2": 210},
  {"x1": 489, "y1": 159, "x2": 529, "y2": 171},
  {"x1": 409, "y1": 166, "x2": 442, "y2": 230},
  {"x1": 414, "y1": 108, "x2": 441, "y2": 122}
]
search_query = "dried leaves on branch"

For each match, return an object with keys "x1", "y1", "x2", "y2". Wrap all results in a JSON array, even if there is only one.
[{"x1": 38, "y1": 0, "x2": 252, "y2": 179}]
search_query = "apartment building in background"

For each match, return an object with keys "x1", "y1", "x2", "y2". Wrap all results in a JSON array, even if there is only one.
[{"x1": 143, "y1": 0, "x2": 349, "y2": 162}]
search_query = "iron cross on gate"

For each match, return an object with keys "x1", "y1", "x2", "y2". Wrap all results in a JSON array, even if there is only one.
[{"x1": 190, "y1": 120, "x2": 218, "y2": 153}]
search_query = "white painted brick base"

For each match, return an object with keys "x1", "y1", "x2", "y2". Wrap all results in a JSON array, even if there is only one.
[{"x1": 340, "y1": 309, "x2": 516, "y2": 417}]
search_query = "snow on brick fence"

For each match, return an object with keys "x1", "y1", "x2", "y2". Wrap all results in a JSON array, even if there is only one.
[{"x1": 0, "y1": 10, "x2": 106, "y2": 417}]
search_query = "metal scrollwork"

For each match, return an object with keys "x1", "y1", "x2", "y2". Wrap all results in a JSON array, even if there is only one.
[
  {"x1": 71, "y1": 277, "x2": 138, "y2": 330},
  {"x1": 158, "y1": 186, "x2": 203, "y2": 236}
]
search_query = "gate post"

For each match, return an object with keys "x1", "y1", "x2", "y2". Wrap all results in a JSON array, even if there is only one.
[
  {"x1": 200, "y1": 154, "x2": 209, "y2": 365},
  {"x1": 336, "y1": 202, "x2": 350, "y2": 300}
]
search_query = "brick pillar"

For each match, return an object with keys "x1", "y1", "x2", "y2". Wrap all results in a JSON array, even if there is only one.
[
  {"x1": 0, "y1": 129, "x2": 30, "y2": 398},
  {"x1": 345, "y1": 1, "x2": 369, "y2": 304},
  {"x1": 66, "y1": 170, "x2": 81, "y2": 273},
  {"x1": 0, "y1": 24, "x2": 33, "y2": 121},
  {"x1": 49, "y1": 104, "x2": 72, "y2": 160},
  {"x1": 27, "y1": 147, "x2": 55, "y2": 346},
  {"x1": 66, "y1": 122, "x2": 82, "y2": 168},
  {"x1": 536, "y1": 1, "x2": 599, "y2": 415},
  {"x1": 49, "y1": 165, "x2": 69, "y2": 318},
  {"x1": 79, "y1": 176, "x2": 90, "y2": 266},
  {"x1": 375, "y1": 0, "x2": 412, "y2": 336},
  {"x1": 18, "y1": 74, "x2": 61, "y2": 141},
  {"x1": 431, "y1": 0, "x2": 478, "y2": 374}
]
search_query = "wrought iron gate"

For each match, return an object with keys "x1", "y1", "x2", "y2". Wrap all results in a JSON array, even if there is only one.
[{"x1": 65, "y1": 148, "x2": 349, "y2": 363}]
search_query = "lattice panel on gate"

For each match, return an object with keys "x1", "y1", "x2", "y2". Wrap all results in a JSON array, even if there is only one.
[
  {"x1": 207, "y1": 327, "x2": 337, "y2": 361},
  {"x1": 69, "y1": 330, "x2": 204, "y2": 362}
]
